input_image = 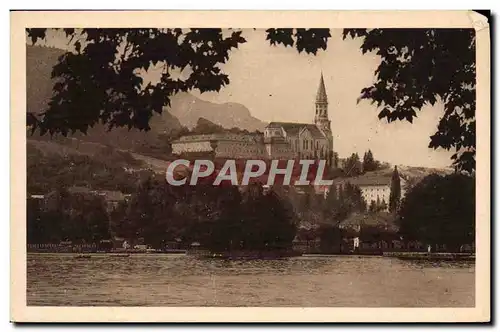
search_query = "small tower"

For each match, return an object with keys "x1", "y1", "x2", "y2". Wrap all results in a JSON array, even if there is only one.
[{"x1": 314, "y1": 73, "x2": 334, "y2": 166}]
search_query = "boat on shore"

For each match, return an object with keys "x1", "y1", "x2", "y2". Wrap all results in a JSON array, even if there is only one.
[{"x1": 383, "y1": 252, "x2": 475, "y2": 262}]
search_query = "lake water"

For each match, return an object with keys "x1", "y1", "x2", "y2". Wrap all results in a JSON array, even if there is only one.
[{"x1": 27, "y1": 253, "x2": 475, "y2": 307}]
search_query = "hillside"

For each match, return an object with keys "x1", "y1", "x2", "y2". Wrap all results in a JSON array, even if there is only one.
[
  {"x1": 27, "y1": 136, "x2": 172, "y2": 173},
  {"x1": 377, "y1": 165, "x2": 454, "y2": 186},
  {"x1": 27, "y1": 140, "x2": 140, "y2": 194},
  {"x1": 169, "y1": 92, "x2": 267, "y2": 132},
  {"x1": 27, "y1": 134, "x2": 178, "y2": 194}
]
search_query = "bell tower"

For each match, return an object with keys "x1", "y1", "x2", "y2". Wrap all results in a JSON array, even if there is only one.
[
  {"x1": 314, "y1": 73, "x2": 334, "y2": 167},
  {"x1": 314, "y1": 72, "x2": 330, "y2": 130}
]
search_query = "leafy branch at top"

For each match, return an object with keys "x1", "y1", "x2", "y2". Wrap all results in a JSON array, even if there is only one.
[{"x1": 343, "y1": 28, "x2": 476, "y2": 174}]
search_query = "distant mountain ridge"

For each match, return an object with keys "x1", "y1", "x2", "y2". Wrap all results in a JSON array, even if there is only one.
[{"x1": 168, "y1": 93, "x2": 267, "y2": 132}]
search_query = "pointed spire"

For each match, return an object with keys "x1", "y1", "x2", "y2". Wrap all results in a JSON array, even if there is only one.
[{"x1": 316, "y1": 72, "x2": 328, "y2": 103}]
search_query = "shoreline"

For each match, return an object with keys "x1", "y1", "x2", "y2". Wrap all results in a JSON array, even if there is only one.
[{"x1": 27, "y1": 251, "x2": 476, "y2": 262}]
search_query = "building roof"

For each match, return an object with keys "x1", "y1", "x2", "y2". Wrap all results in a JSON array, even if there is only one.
[
  {"x1": 333, "y1": 171, "x2": 405, "y2": 188},
  {"x1": 263, "y1": 136, "x2": 288, "y2": 144},
  {"x1": 300, "y1": 124, "x2": 327, "y2": 139},
  {"x1": 267, "y1": 122, "x2": 307, "y2": 135},
  {"x1": 172, "y1": 133, "x2": 263, "y2": 144},
  {"x1": 316, "y1": 73, "x2": 328, "y2": 103},
  {"x1": 348, "y1": 174, "x2": 392, "y2": 187},
  {"x1": 266, "y1": 122, "x2": 326, "y2": 139}
]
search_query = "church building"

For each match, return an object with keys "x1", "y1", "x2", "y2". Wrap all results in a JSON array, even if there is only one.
[
  {"x1": 263, "y1": 73, "x2": 335, "y2": 166},
  {"x1": 171, "y1": 73, "x2": 336, "y2": 167}
]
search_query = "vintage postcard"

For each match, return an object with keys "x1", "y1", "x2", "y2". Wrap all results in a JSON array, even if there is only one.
[{"x1": 10, "y1": 10, "x2": 490, "y2": 323}]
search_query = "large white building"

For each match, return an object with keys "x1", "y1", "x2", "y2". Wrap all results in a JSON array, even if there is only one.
[
  {"x1": 171, "y1": 133, "x2": 266, "y2": 159},
  {"x1": 326, "y1": 170, "x2": 407, "y2": 211}
]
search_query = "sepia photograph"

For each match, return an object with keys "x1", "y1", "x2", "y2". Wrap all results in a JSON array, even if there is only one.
[{"x1": 10, "y1": 10, "x2": 490, "y2": 323}]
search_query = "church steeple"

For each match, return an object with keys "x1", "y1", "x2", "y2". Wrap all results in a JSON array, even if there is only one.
[
  {"x1": 314, "y1": 72, "x2": 333, "y2": 167},
  {"x1": 315, "y1": 72, "x2": 329, "y2": 122},
  {"x1": 316, "y1": 72, "x2": 328, "y2": 104}
]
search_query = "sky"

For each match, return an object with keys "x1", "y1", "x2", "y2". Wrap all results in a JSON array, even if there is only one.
[
  {"x1": 189, "y1": 29, "x2": 453, "y2": 168},
  {"x1": 37, "y1": 29, "x2": 454, "y2": 168}
]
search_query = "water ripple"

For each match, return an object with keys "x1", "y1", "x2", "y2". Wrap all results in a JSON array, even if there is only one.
[{"x1": 27, "y1": 253, "x2": 475, "y2": 307}]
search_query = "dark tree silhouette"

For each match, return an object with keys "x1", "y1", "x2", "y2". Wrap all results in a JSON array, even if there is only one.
[
  {"x1": 323, "y1": 182, "x2": 367, "y2": 223},
  {"x1": 27, "y1": 189, "x2": 111, "y2": 244},
  {"x1": 342, "y1": 153, "x2": 363, "y2": 177},
  {"x1": 318, "y1": 225, "x2": 343, "y2": 253},
  {"x1": 398, "y1": 173, "x2": 475, "y2": 251},
  {"x1": 27, "y1": 197, "x2": 45, "y2": 244},
  {"x1": 343, "y1": 29, "x2": 476, "y2": 173},
  {"x1": 389, "y1": 166, "x2": 401, "y2": 213},
  {"x1": 362, "y1": 150, "x2": 379, "y2": 172}
]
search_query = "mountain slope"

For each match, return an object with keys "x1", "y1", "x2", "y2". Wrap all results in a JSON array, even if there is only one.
[
  {"x1": 28, "y1": 136, "x2": 171, "y2": 173},
  {"x1": 26, "y1": 45, "x2": 182, "y2": 152},
  {"x1": 163, "y1": 93, "x2": 267, "y2": 132}
]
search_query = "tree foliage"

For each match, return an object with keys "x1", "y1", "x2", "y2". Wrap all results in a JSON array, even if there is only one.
[
  {"x1": 33, "y1": 177, "x2": 298, "y2": 251},
  {"x1": 318, "y1": 224, "x2": 344, "y2": 253},
  {"x1": 344, "y1": 29, "x2": 476, "y2": 173},
  {"x1": 323, "y1": 182, "x2": 367, "y2": 224},
  {"x1": 265, "y1": 28, "x2": 331, "y2": 54},
  {"x1": 389, "y1": 166, "x2": 401, "y2": 213},
  {"x1": 27, "y1": 189, "x2": 111, "y2": 244},
  {"x1": 398, "y1": 173, "x2": 475, "y2": 250},
  {"x1": 341, "y1": 153, "x2": 363, "y2": 177},
  {"x1": 368, "y1": 197, "x2": 388, "y2": 213},
  {"x1": 362, "y1": 149, "x2": 379, "y2": 172}
]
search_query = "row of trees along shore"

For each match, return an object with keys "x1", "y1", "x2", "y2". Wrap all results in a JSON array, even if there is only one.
[
  {"x1": 28, "y1": 179, "x2": 297, "y2": 252},
  {"x1": 27, "y1": 167, "x2": 475, "y2": 253}
]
